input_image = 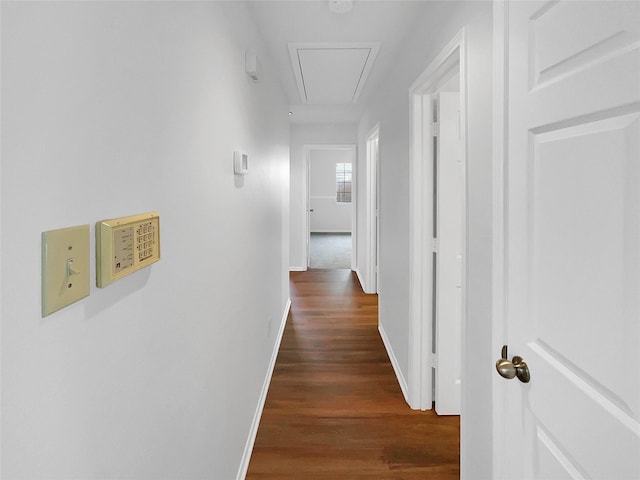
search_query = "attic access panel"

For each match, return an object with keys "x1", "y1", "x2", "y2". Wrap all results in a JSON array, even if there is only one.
[{"x1": 289, "y1": 42, "x2": 380, "y2": 104}]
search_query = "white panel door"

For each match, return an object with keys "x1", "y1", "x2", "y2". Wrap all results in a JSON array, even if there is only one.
[
  {"x1": 498, "y1": 1, "x2": 640, "y2": 478},
  {"x1": 366, "y1": 128, "x2": 379, "y2": 294},
  {"x1": 435, "y1": 92, "x2": 463, "y2": 415}
]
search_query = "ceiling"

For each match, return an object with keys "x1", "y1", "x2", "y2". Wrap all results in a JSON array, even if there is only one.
[{"x1": 248, "y1": 1, "x2": 432, "y2": 124}]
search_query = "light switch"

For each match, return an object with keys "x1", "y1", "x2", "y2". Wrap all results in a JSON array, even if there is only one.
[
  {"x1": 233, "y1": 151, "x2": 248, "y2": 175},
  {"x1": 41, "y1": 225, "x2": 90, "y2": 317}
]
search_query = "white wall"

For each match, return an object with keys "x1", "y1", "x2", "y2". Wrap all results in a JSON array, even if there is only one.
[
  {"x1": 309, "y1": 149, "x2": 352, "y2": 233},
  {"x1": 1, "y1": 2, "x2": 290, "y2": 479},
  {"x1": 356, "y1": 2, "x2": 494, "y2": 478},
  {"x1": 289, "y1": 123, "x2": 357, "y2": 270}
]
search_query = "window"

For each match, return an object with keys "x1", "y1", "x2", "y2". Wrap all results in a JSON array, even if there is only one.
[{"x1": 336, "y1": 162, "x2": 352, "y2": 203}]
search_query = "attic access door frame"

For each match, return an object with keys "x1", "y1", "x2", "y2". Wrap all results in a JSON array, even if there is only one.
[
  {"x1": 303, "y1": 144, "x2": 357, "y2": 271},
  {"x1": 288, "y1": 43, "x2": 381, "y2": 105},
  {"x1": 408, "y1": 29, "x2": 467, "y2": 411}
]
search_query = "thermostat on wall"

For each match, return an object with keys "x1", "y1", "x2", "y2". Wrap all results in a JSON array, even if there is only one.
[
  {"x1": 96, "y1": 211, "x2": 160, "y2": 288},
  {"x1": 234, "y1": 151, "x2": 248, "y2": 175}
]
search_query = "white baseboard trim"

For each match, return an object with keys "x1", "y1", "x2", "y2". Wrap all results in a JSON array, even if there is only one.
[
  {"x1": 378, "y1": 322, "x2": 410, "y2": 406},
  {"x1": 236, "y1": 298, "x2": 291, "y2": 480},
  {"x1": 310, "y1": 230, "x2": 352, "y2": 234},
  {"x1": 355, "y1": 267, "x2": 375, "y2": 294},
  {"x1": 354, "y1": 267, "x2": 367, "y2": 292},
  {"x1": 289, "y1": 266, "x2": 306, "y2": 272}
]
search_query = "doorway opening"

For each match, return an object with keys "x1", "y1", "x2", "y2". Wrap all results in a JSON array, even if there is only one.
[
  {"x1": 304, "y1": 145, "x2": 356, "y2": 270},
  {"x1": 408, "y1": 29, "x2": 467, "y2": 414}
]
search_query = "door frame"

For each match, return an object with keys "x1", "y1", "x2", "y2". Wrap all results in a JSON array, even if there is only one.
[
  {"x1": 365, "y1": 125, "x2": 380, "y2": 294},
  {"x1": 408, "y1": 29, "x2": 467, "y2": 410},
  {"x1": 302, "y1": 144, "x2": 357, "y2": 271},
  {"x1": 492, "y1": 2, "x2": 508, "y2": 476}
]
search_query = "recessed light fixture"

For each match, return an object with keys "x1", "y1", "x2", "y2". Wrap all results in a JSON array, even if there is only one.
[
  {"x1": 329, "y1": 0, "x2": 353, "y2": 14},
  {"x1": 288, "y1": 111, "x2": 293, "y2": 116}
]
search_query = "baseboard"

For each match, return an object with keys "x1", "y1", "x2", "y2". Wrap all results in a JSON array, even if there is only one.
[
  {"x1": 378, "y1": 322, "x2": 410, "y2": 405},
  {"x1": 310, "y1": 230, "x2": 351, "y2": 234},
  {"x1": 355, "y1": 267, "x2": 375, "y2": 294},
  {"x1": 354, "y1": 267, "x2": 367, "y2": 292},
  {"x1": 236, "y1": 298, "x2": 291, "y2": 480},
  {"x1": 289, "y1": 266, "x2": 306, "y2": 272}
]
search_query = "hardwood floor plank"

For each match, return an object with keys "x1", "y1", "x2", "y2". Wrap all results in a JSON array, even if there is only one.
[{"x1": 246, "y1": 270, "x2": 459, "y2": 479}]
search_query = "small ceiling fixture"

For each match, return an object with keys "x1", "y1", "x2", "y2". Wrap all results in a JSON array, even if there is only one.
[{"x1": 328, "y1": 0, "x2": 353, "y2": 14}]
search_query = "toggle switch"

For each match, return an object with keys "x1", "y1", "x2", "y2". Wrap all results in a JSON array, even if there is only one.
[
  {"x1": 42, "y1": 225, "x2": 90, "y2": 317},
  {"x1": 66, "y1": 258, "x2": 80, "y2": 276}
]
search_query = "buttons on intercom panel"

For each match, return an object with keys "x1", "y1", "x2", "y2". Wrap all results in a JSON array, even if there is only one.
[{"x1": 96, "y1": 212, "x2": 160, "y2": 288}]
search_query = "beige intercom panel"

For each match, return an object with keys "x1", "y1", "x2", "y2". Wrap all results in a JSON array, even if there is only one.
[{"x1": 96, "y1": 212, "x2": 160, "y2": 287}]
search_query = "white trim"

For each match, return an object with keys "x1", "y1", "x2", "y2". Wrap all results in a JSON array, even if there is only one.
[
  {"x1": 378, "y1": 323, "x2": 410, "y2": 404},
  {"x1": 365, "y1": 124, "x2": 380, "y2": 295},
  {"x1": 408, "y1": 28, "x2": 467, "y2": 411},
  {"x1": 303, "y1": 145, "x2": 310, "y2": 270},
  {"x1": 354, "y1": 267, "x2": 367, "y2": 292},
  {"x1": 408, "y1": 89, "x2": 433, "y2": 410},
  {"x1": 351, "y1": 146, "x2": 357, "y2": 272},
  {"x1": 491, "y1": 2, "x2": 508, "y2": 479},
  {"x1": 236, "y1": 298, "x2": 291, "y2": 480},
  {"x1": 309, "y1": 230, "x2": 352, "y2": 234},
  {"x1": 0, "y1": 1, "x2": 3, "y2": 465},
  {"x1": 289, "y1": 266, "x2": 306, "y2": 272},
  {"x1": 303, "y1": 144, "x2": 357, "y2": 272}
]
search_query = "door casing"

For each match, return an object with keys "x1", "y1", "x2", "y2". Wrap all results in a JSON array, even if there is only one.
[
  {"x1": 365, "y1": 126, "x2": 380, "y2": 294},
  {"x1": 303, "y1": 144, "x2": 357, "y2": 271},
  {"x1": 492, "y1": 3, "x2": 509, "y2": 475},
  {"x1": 408, "y1": 29, "x2": 468, "y2": 411}
]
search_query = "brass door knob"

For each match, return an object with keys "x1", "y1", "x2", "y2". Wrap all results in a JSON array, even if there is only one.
[{"x1": 496, "y1": 355, "x2": 530, "y2": 383}]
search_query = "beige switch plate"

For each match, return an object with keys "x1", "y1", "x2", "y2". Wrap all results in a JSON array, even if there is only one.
[{"x1": 41, "y1": 225, "x2": 90, "y2": 317}]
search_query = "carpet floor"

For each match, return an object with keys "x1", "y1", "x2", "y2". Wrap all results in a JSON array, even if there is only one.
[{"x1": 309, "y1": 232, "x2": 351, "y2": 269}]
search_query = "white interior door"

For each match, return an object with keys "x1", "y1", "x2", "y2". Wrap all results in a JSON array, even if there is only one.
[
  {"x1": 496, "y1": 1, "x2": 640, "y2": 478},
  {"x1": 374, "y1": 135, "x2": 379, "y2": 294},
  {"x1": 435, "y1": 92, "x2": 463, "y2": 415},
  {"x1": 363, "y1": 126, "x2": 380, "y2": 293},
  {"x1": 306, "y1": 151, "x2": 312, "y2": 269},
  {"x1": 366, "y1": 128, "x2": 379, "y2": 294}
]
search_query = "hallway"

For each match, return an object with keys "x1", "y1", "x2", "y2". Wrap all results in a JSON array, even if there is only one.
[{"x1": 246, "y1": 270, "x2": 459, "y2": 479}]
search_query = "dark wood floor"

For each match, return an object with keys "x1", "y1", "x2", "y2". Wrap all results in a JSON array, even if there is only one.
[{"x1": 246, "y1": 269, "x2": 459, "y2": 479}]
